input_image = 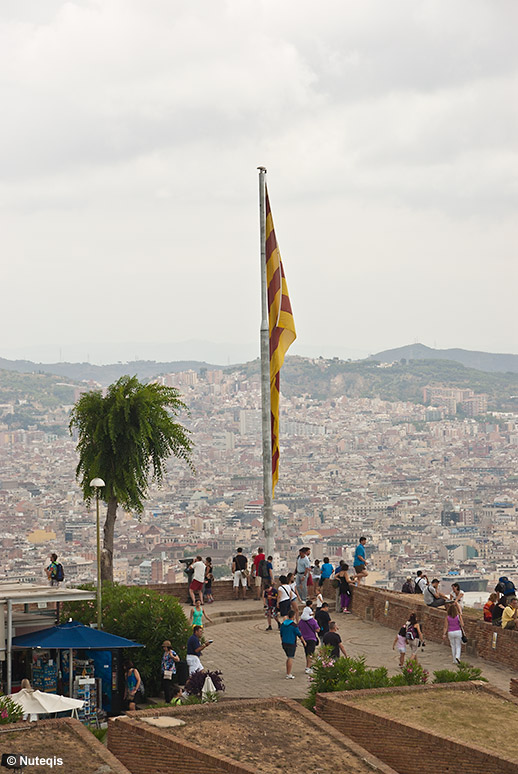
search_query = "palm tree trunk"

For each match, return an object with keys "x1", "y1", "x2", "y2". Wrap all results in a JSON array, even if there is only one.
[{"x1": 102, "y1": 496, "x2": 118, "y2": 582}]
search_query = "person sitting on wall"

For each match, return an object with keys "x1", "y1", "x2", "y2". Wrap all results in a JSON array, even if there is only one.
[
  {"x1": 501, "y1": 597, "x2": 518, "y2": 630},
  {"x1": 401, "y1": 577, "x2": 414, "y2": 594},
  {"x1": 423, "y1": 579, "x2": 448, "y2": 608}
]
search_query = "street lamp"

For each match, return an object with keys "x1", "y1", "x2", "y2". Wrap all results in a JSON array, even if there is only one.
[{"x1": 90, "y1": 478, "x2": 105, "y2": 629}]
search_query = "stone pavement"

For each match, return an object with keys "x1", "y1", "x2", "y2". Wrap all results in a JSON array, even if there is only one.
[{"x1": 183, "y1": 599, "x2": 515, "y2": 699}]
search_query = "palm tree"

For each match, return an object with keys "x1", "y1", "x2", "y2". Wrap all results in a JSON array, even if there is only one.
[{"x1": 70, "y1": 376, "x2": 193, "y2": 581}]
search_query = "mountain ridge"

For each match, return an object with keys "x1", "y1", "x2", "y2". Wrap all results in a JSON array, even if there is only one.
[{"x1": 369, "y1": 343, "x2": 518, "y2": 374}]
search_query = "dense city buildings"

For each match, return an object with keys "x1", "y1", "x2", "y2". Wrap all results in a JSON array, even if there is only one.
[{"x1": 0, "y1": 363, "x2": 517, "y2": 595}]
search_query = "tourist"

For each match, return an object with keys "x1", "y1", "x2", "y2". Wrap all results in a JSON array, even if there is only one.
[
  {"x1": 483, "y1": 593, "x2": 499, "y2": 622},
  {"x1": 442, "y1": 603, "x2": 465, "y2": 664},
  {"x1": 414, "y1": 570, "x2": 428, "y2": 594},
  {"x1": 169, "y1": 684, "x2": 183, "y2": 706},
  {"x1": 279, "y1": 609, "x2": 306, "y2": 679},
  {"x1": 45, "y1": 553, "x2": 63, "y2": 587},
  {"x1": 295, "y1": 547, "x2": 311, "y2": 602},
  {"x1": 450, "y1": 583, "x2": 465, "y2": 611},
  {"x1": 124, "y1": 660, "x2": 141, "y2": 711},
  {"x1": 401, "y1": 577, "x2": 414, "y2": 594},
  {"x1": 495, "y1": 576, "x2": 517, "y2": 599},
  {"x1": 256, "y1": 551, "x2": 273, "y2": 595},
  {"x1": 204, "y1": 557, "x2": 214, "y2": 603},
  {"x1": 277, "y1": 575, "x2": 298, "y2": 619},
  {"x1": 232, "y1": 547, "x2": 248, "y2": 600},
  {"x1": 315, "y1": 587, "x2": 324, "y2": 609},
  {"x1": 315, "y1": 602, "x2": 331, "y2": 643},
  {"x1": 189, "y1": 598, "x2": 213, "y2": 630},
  {"x1": 298, "y1": 604, "x2": 320, "y2": 674},
  {"x1": 353, "y1": 537, "x2": 368, "y2": 584},
  {"x1": 501, "y1": 597, "x2": 518, "y2": 630},
  {"x1": 405, "y1": 613, "x2": 425, "y2": 660},
  {"x1": 287, "y1": 572, "x2": 303, "y2": 621},
  {"x1": 492, "y1": 594, "x2": 506, "y2": 626},
  {"x1": 263, "y1": 581, "x2": 280, "y2": 630},
  {"x1": 323, "y1": 621, "x2": 347, "y2": 659},
  {"x1": 336, "y1": 562, "x2": 354, "y2": 613},
  {"x1": 186, "y1": 625, "x2": 212, "y2": 675},
  {"x1": 393, "y1": 626, "x2": 407, "y2": 667},
  {"x1": 319, "y1": 557, "x2": 334, "y2": 587},
  {"x1": 312, "y1": 559, "x2": 321, "y2": 586},
  {"x1": 161, "y1": 640, "x2": 180, "y2": 703},
  {"x1": 189, "y1": 555, "x2": 207, "y2": 605},
  {"x1": 423, "y1": 579, "x2": 448, "y2": 608}
]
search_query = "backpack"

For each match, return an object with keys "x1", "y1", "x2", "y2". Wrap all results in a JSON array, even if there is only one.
[
  {"x1": 54, "y1": 563, "x2": 64, "y2": 582},
  {"x1": 414, "y1": 578, "x2": 423, "y2": 594},
  {"x1": 405, "y1": 623, "x2": 416, "y2": 640},
  {"x1": 495, "y1": 577, "x2": 516, "y2": 596},
  {"x1": 258, "y1": 559, "x2": 270, "y2": 579}
]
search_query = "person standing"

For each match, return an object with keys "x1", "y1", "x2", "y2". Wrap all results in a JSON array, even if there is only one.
[
  {"x1": 189, "y1": 555, "x2": 207, "y2": 605},
  {"x1": 46, "y1": 553, "x2": 63, "y2": 586},
  {"x1": 189, "y1": 598, "x2": 213, "y2": 630},
  {"x1": 323, "y1": 621, "x2": 347, "y2": 659},
  {"x1": 295, "y1": 547, "x2": 311, "y2": 602},
  {"x1": 204, "y1": 557, "x2": 214, "y2": 603},
  {"x1": 186, "y1": 625, "x2": 212, "y2": 675},
  {"x1": 353, "y1": 537, "x2": 368, "y2": 584},
  {"x1": 124, "y1": 660, "x2": 141, "y2": 711},
  {"x1": 298, "y1": 605, "x2": 320, "y2": 674},
  {"x1": 312, "y1": 559, "x2": 321, "y2": 586},
  {"x1": 336, "y1": 563, "x2": 354, "y2": 613},
  {"x1": 442, "y1": 603, "x2": 465, "y2": 664},
  {"x1": 232, "y1": 548, "x2": 248, "y2": 600},
  {"x1": 393, "y1": 626, "x2": 407, "y2": 667},
  {"x1": 263, "y1": 582, "x2": 280, "y2": 630},
  {"x1": 319, "y1": 557, "x2": 334, "y2": 588},
  {"x1": 315, "y1": 602, "x2": 331, "y2": 643},
  {"x1": 405, "y1": 612, "x2": 425, "y2": 661},
  {"x1": 253, "y1": 547, "x2": 266, "y2": 600},
  {"x1": 277, "y1": 575, "x2": 298, "y2": 619},
  {"x1": 279, "y1": 610, "x2": 306, "y2": 679},
  {"x1": 161, "y1": 640, "x2": 180, "y2": 703}
]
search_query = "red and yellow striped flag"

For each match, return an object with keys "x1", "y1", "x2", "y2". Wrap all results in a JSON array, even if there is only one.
[{"x1": 265, "y1": 187, "x2": 296, "y2": 495}]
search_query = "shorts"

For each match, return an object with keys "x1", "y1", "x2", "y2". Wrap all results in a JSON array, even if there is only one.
[
  {"x1": 233, "y1": 570, "x2": 247, "y2": 588},
  {"x1": 407, "y1": 638, "x2": 419, "y2": 653},
  {"x1": 190, "y1": 579, "x2": 203, "y2": 591},
  {"x1": 397, "y1": 646, "x2": 406, "y2": 654},
  {"x1": 278, "y1": 600, "x2": 291, "y2": 617},
  {"x1": 354, "y1": 565, "x2": 365, "y2": 574},
  {"x1": 303, "y1": 639, "x2": 317, "y2": 656},
  {"x1": 255, "y1": 575, "x2": 262, "y2": 588},
  {"x1": 282, "y1": 643, "x2": 296, "y2": 659}
]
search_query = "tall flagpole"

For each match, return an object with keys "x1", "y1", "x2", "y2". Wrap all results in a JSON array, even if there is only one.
[{"x1": 258, "y1": 166, "x2": 275, "y2": 559}]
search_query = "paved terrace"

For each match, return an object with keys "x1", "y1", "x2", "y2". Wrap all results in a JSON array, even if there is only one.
[{"x1": 181, "y1": 597, "x2": 515, "y2": 699}]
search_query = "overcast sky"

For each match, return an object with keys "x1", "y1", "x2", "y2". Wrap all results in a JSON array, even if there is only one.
[{"x1": 1, "y1": 0, "x2": 517, "y2": 365}]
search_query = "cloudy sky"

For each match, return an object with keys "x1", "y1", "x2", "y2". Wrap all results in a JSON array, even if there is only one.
[{"x1": 1, "y1": 0, "x2": 517, "y2": 365}]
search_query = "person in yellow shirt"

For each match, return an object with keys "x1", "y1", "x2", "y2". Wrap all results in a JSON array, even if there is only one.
[{"x1": 501, "y1": 597, "x2": 518, "y2": 629}]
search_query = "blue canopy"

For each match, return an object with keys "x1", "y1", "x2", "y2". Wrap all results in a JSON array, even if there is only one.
[{"x1": 12, "y1": 620, "x2": 143, "y2": 650}]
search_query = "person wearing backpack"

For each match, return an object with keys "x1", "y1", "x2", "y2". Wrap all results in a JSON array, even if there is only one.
[
  {"x1": 46, "y1": 553, "x2": 64, "y2": 586},
  {"x1": 253, "y1": 547, "x2": 266, "y2": 600},
  {"x1": 279, "y1": 609, "x2": 306, "y2": 679},
  {"x1": 414, "y1": 570, "x2": 428, "y2": 594}
]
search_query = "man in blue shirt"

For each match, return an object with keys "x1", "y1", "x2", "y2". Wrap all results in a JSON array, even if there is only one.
[
  {"x1": 280, "y1": 610, "x2": 306, "y2": 679},
  {"x1": 319, "y1": 557, "x2": 333, "y2": 588},
  {"x1": 353, "y1": 537, "x2": 369, "y2": 584}
]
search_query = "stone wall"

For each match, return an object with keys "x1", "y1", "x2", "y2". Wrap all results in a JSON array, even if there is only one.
[{"x1": 347, "y1": 584, "x2": 518, "y2": 671}]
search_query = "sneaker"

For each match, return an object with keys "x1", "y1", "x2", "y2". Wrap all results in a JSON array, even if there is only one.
[
  {"x1": 305, "y1": 667, "x2": 314, "y2": 674},
  {"x1": 266, "y1": 626, "x2": 272, "y2": 630},
  {"x1": 285, "y1": 674, "x2": 295, "y2": 679}
]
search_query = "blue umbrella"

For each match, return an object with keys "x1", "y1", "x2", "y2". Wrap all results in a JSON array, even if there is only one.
[{"x1": 12, "y1": 620, "x2": 143, "y2": 650}]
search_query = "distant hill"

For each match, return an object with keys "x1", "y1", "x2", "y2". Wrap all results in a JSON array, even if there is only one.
[
  {"x1": 369, "y1": 343, "x2": 518, "y2": 374},
  {"x1": 0, "y1": 357, "x2": 220, "y2": 387}
]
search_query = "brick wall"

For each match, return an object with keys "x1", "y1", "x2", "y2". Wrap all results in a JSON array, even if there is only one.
[
  {"x1": 147, "y1": 579, "x2": 239, "y2": 601},
  {"x1": 346, "y1": 584, "x2": 518, "y2": 671},
  {"x1": 108, "y1": 697, "x2": 398, "y2": 774},
  {"x1": 316, "y1": 683, "x2": 518, "y2": 774}
]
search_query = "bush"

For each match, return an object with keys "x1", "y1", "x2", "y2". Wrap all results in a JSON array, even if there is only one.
[
  {"x1": 0, "y1": 695, "x2": 24, "y2": 724},
  {"x1": 305, "y1": 650, "x2": 429, "y2": 710},
  {"x1": 184, "y1": 669, "x2": 225, "y2": 698},
  {"x1": 433, "y1": 661, "x2": 486, "y2": 684},
  {"x1": 61, "y1": 583, "x2": 190, "y2": 695}
]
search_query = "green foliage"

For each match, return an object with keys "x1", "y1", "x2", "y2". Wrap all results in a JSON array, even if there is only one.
[
  {"x1": 432, "y1": 661, "x2": 486, "y2": 684},
  {"x1": 0, "y1": 369, "x2": 77, "y2": 409},
  {"x1": 0, "y1": 694, "x2": 24, "y2": 724},
  {"x1": 305, "y1": 651, "x2": 429, "y2": 710},
  {"x1": 61, "y1": 583, "x2": 190, "y2": 695},
  {"x1": 69, "y1": 375, "x2": 194, "y2": 511},
  {"x1": 88, "y1": 727, "x2": 107, "y2": 744}
]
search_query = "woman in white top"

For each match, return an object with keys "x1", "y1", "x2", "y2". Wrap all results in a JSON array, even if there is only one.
[
  {"x1": 277, "y1": 575, "x2": 298, "y2": 619},
  {"x1": 450, "y1": 583, "x2": 464, "y2": 611},
  {"x1": 286, "y1": 572, "x2": 302, "y2": 622}
]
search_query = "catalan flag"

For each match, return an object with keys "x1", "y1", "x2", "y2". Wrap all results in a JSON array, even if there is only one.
[{"x1": 265, "y1": 187, "x2": 296, "y2": 495}]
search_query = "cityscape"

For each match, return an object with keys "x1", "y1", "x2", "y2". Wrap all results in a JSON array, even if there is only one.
[{"x1": 1, "y1": 357, "x2": 517, "y2": 600}]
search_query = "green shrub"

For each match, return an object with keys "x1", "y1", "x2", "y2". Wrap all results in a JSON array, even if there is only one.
[
  {"x1": 400, "y1": 659, "x2": 429, "y2": 685},
  {"x1": 62, "y1": 583, "x2": 190, "y2": 695},
  {"x1": 0, "y1": 694, "x2": 24, "y2": 724},
  {"x1": 433, "y1": 661, "x2": 486, "y2": 684}
]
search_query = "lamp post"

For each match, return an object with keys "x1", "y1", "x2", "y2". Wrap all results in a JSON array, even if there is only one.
[{"x1": 90, "y1": 478, "x2": 105, "y2": 629}]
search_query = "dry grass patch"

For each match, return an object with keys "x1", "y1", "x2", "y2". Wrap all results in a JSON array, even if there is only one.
[{"x1": 357, "y1": 688, "x2": 518, "y2": 755}]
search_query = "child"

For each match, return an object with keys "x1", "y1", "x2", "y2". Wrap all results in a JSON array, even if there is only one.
[
  {"x1": 263, "y1": 582, "x2": 280, "y2": 630},
  {"x1": 189, "y1": 598, "x2": 213, "y2": 630},
  {"x1": 393, "y1": 626, "x2": 407, "y2": 666},
  {"x1": 170, "y1": 684, "x2": 183, "y2": 706}
]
